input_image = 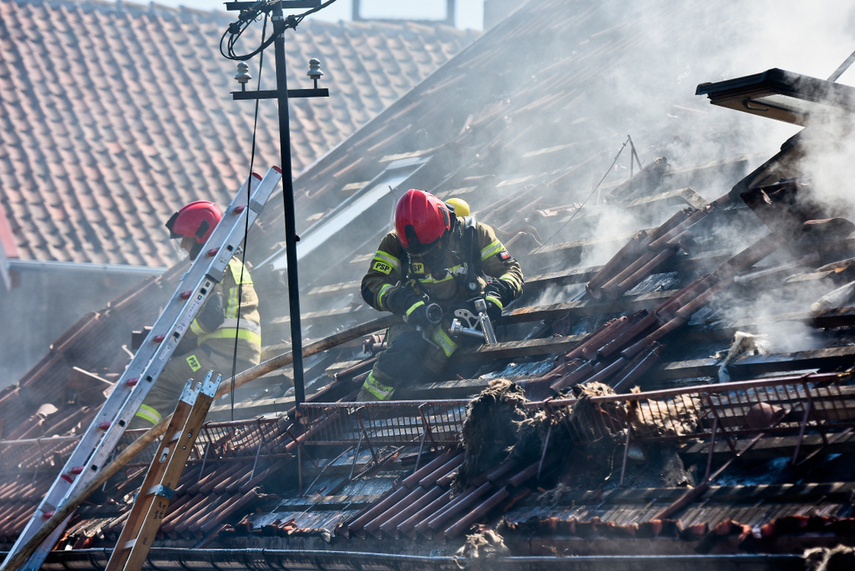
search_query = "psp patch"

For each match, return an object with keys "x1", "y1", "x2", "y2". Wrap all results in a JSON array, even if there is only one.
[
  {"x1": 186, "y1": 354, "x2": 202, "y2": 372},
  {"x1": 372, "y1": 261, "x2": 393, "y2": 275},
  {"x1": 498, "y1": 250, "x2": 511, "y2": 261}
]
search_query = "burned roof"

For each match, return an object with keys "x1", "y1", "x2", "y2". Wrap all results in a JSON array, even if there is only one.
[{"x1": 3, "y1": 0, "x2": 855, "y2": 569}]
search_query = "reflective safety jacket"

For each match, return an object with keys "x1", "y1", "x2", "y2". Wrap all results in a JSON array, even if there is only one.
[
  {"x1": 361, "y1": 217, "x2": 524, "y2": 313},
  {"x1": 188, "y1": 258, "x2": 261, "y2": 365}
]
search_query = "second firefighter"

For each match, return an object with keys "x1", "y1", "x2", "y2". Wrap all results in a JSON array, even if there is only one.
[{"x1": 358, "y1": 189, "x2": 524, "y2": 401}]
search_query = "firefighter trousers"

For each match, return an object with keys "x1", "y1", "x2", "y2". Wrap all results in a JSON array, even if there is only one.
[
  {"x1": 357, "y1": 323, "x2": 460, "y2": 401},
  {"x1": 128, "y1": 345, "x2": 254, "y2": 429}
]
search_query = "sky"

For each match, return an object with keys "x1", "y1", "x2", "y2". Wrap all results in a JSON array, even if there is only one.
[{"x1": 162, "y1": 0, "x2": 486, "y2": 30}]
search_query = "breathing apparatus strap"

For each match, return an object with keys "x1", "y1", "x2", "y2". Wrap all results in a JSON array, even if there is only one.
[{"x1": 465, "y1": 216, "x2": 481, "y2": 293}]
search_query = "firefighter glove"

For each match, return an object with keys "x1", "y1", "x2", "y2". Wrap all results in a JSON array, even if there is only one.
[
  {"x1": 486, "y1": 279, "x2": 515, "y2": 304},
  {"x1": 404, "y1": 300, "x2": 434, "y2": 328},
  {"x1": 484, "y1": 295, "x2": 503, "y2": 322},
  {"x1": 386, "y1": 285, "x2": 422, "y2": 316},
  {"x1": 197, "y1": 291, "x2": 225, "y2": 332},
  {"x1": 483, "y1": 283, "x2": 508, "y2": 321}
]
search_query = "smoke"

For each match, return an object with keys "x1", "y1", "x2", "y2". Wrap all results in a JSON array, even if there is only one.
[
  {"x1": 711, "y1": 277, "x2": 828, "y2": 356},
  {"x1": 589, "y1": 0, "x2": 855, "y2": 173},
  {"x1": 572, "y1": 1, "x2": 855, "y2": 297},
  {"x1": 796, "y1": 116, "x2": 855, "y2": 222},
  {"x1": 280, "y1": 1, "x2": 855, "y2": 348},
  {"x1": 473, "y1": 0, "x2": 855, "y2": 285}
]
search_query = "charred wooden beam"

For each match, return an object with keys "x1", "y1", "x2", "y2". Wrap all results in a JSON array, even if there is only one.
[
  {"x1": 504, "y1": 289, "x2": 676, "y2": 324},
  {"x1": 658, "y1": 345, "x2": 855, "y2": 380},
  {"x1": 453, "y1": 335, "x2": 586, "y2": 361},
  {"x1": 680, "y1": 432, "x2": 855, "y2": 464},
  {"x1": 626, "y1": 186, "x2": 709, "y2": 210}
]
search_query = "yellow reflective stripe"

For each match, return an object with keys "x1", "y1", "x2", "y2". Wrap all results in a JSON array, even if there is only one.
[
  {"x1": 485, "y1": 294, "x2": 503, "y2": 310},
  {"x1": 499, "y1": 274, "x2": 522, "y2": 291},
  {"x1": 432, "y1": 327, "x2": 458, "y2": 357},
  {"x1": 363, "y1": 372, "x2": 395, "y2": 400},
  {"x1": 481, "y1": 240, "x2": 503, "y2": 260},
  {"x1": 225, "y1": 260, "x2": 252, "y2": 320},
  {"x1": 228, "y1": 259, "x2": 253, "y2": 285},
  {"x1": 134, "y1": 404, "x2": 162, "y2": 426},
  {"x1": 198, "y1": 327, "x2": 261, "y2": 347},
  {"x1": 221, "y1": 318, "x2": 261, "y2": 334},
  {"x1": 418, "y1": 274, "x2": 454, "y2": 285},
  {"x1": 377, "y1": 283, "x2": 394, "y2": 308},
  {"x1": 405, "y1": 300, "x2": 425, "y2": 318},
  {"x1": 190, "y1": 319, "x2": 206, "y2": 335},
  {"x1": 227, "y1": 286, "x2": 239, "y2": 319},
  {"x1": 373, "y1": 250, "x2": 400, "y2": 270}
]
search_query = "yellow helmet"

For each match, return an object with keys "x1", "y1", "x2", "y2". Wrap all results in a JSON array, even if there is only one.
[{"x1": 445, "y1": 197, "x2": 471, "y2": 217}]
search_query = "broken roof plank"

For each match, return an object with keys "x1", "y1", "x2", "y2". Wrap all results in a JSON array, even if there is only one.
[
  {"x1": 680, "y1": 432, "x2": 855, "y2": 464},
  {"x1": 506, "y1": 289, "x2": 677, "y2": 323},
  {"x1": 269, "y1": 288, "x2": 676, "y2": 334},
  {"x1": 299, "y1": 264, "x2": 602, "y2": 307},
  {"x1": 453, "y1": 335, "x2": 587, "y2": 361},
  {"x1": 658, "y1": 345, "x2": 855, "y2": 380},
  {"x1": 626, "y1": 187, "x2": 709, "y2": 211}
]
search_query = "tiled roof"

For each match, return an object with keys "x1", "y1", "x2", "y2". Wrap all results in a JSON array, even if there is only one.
[
  {"x1": 4, "y1": 0, "x2": 855, "y2": 568},
  {"x1": 0, "y1": 0, "x2": 477, "y2": 266}
]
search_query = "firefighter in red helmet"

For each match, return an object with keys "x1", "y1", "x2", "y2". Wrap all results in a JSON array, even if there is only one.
[
  {"x1": 128, "y1": 201, "x2": 262, "y2": 429},
  {"x1": 358, "y1": 189, "x2": 524, "y2": 401}
]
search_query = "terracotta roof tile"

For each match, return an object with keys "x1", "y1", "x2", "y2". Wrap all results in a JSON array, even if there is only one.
[{"x1": 0, "y1": 0, "x2": 477, "y2": 266}]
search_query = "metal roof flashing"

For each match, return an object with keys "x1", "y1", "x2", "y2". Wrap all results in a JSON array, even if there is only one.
[{"x1": 696, "y1": 68, "x2": 855, "y2": 126}]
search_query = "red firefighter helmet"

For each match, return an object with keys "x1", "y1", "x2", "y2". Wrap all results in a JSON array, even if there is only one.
[
  {"x1": 166, "y1": 201, "x2": 222, "y2": 259},
  {"x1": 395, "y1": 189, "x2": 451, "y2": 254}
]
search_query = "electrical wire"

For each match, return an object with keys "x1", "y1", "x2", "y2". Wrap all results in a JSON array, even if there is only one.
[
  {"x1": 628, "y1": 134, "x2": 642, "y2": 178},
  {"x1": 228, "y1": 12, "x2": 269, "y2": 421},
  {"x1": 220, "y1": 0, "x2": 341, "y2": 62},
  {"x1": 539, "y1": 135, "x2": 637, "y2": 249}
]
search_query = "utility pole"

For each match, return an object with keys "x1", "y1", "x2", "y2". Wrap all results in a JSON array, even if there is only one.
[{"x1": 226, "y1": 0, "x2": 329, "y2": 411}]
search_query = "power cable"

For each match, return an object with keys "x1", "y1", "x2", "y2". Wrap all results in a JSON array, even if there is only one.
[
  {"x1": 539, "y1": 135, "x2": 635, "y2": 249},
  {"x1": 228, "y1": 13, "x2": 269, "y2": 421},
  {"x1": 220, "y1": 0, "x2": 341, "y2": 62}
]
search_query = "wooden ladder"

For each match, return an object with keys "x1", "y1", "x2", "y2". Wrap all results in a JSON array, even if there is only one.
[{"x1": 105, "y1": 372, "x2": 221, "y2": 571}]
